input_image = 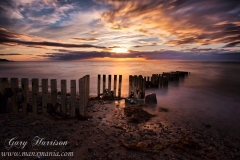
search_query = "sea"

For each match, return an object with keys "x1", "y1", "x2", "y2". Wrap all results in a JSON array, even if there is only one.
[{"x1": 0, "y1": 60, "x2": 240, "y2": 137}]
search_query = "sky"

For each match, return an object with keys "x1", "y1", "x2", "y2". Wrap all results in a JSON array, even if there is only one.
[{"x1": 0, "y1": 0, "x2": 239, "y2": 61}]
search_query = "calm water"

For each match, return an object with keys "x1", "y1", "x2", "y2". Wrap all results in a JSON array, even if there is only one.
[{"x1": 0, "y1": 61, "x2": 240, "y2": 137}]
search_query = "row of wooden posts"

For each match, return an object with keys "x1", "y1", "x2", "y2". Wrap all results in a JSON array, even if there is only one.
[
  {"x1": 128, "y1": 75, "x2": 146, "y2": 99},
  {"x1": 145, "y1": 71, "x2": 189, "y2": 89},
  {"x1": 127, "y1": 71, "x2": 189, "y2": 98},
  {"x1": 97, "y1": 74, "x2": 122, "y2": 98},
  {"x1": 0, "y1": 75, "x2": 90, "y2": 117},
  {"x1": 0, "y1": 71, "x2": 189, "y2": 115}
]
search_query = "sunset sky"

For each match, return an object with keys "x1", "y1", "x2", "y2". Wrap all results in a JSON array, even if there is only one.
[{"x1": 0, "y1": 0, "x2": 239, "y2": 61}]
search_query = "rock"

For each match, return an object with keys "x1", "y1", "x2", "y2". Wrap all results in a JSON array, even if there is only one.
[{"x1": 145, "y1": 93, "x2": 157, "y2": 104}]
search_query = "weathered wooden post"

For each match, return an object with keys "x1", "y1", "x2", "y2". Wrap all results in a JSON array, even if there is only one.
[
  {"x1": 133, "y1": 75, "x2": 137, "y2": 98},
  {"x1": 129, "y1": 75, "x2": 132, "y2": 97},
  {"x1": 114, "y1": 75, "x2": 117, "y2": 97},
  {"x1": 61, "y1": 80, "x2": 67, "y2": 115},
  {"x1": 97, "y1": 74, "x2": 101, "y2": 97},
  {"x1": 158, "y1": 75, "x2": 162, "y2": 88},
  {"x1": 70, "y1": 80, "x2": 76, "y2": 117},
  {"x1": 11, "y1": 78, "x2": 18, "y2": 113},
  {"x1": 21, "y1": 78, "x2": 29, "y2": 114},
  {"x1": 84, "y1": 76, "x2": 88, "y2": 108},
  {"x1": 86, "y1": 75, "x2": 90, "y2": 104},
  {"x1": 51, "y1": 79, "x2": 57, "y2": 106},
  {"x1": 176, "y1": 72, "x2": 179, "y2": 81},
  {"x1": 32, "y1": 78, "x2": 39, "y2": 114},
  {"x1": 42, "y1": 79, "x2": 48, "y2": 115},
  {"x1": 163, "y1": 76, "x2": 168, "y2": 87},
  {"x1": 103, "y1": 75, "x2": 106, "y2": 92},
  {"x1": 118, "y1": 75, "x2": 122, "y2": 98},
  {"x1": 138, "y1": 75, "x2": 143, "y2": 99},
  {"x1": 0, "y1": 78, "x2": 8, "y2": 94},
  {"x1": 152, "y1": 74, "x2": 155, "y2": 85},
  {"x1": 0, "y1": 78, "x2": 9, "y2": 113},
  {"x1": 143, "y1": 77, "x2": 146, "y2": 98},
  {"x1": 79, "y1": 77, "x2": 85, "y2": 116},
  {"x1": 108, "y1": 75, "x2": 111, "y2": 91}
]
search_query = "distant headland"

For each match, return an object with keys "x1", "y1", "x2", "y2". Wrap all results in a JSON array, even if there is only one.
[{"x1": 0, "y1": 58, "x2": 13, "y2": 62}]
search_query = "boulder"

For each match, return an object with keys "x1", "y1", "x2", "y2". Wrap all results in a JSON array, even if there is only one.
[{"x1": 145, "y1": 93, "x2": 157, "y2": 104}]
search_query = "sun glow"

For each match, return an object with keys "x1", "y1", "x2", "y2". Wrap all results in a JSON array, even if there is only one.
[{"x1": 111, "y1": 47, "x2": 129, "y2": 53}]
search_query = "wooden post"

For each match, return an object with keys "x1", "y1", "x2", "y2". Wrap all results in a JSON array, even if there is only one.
[
  {"x1": 158, "y1": 75, "x2": 162, "y2": 88},
  {"x1": 114, "y1": 75, "x2": 117, "y2": 97},
  {"x1": 97, "y1": 74, "x2": 101, "y2": 97},
  {"x1": 71, "y1": 80, "x2": 76, "y2": 117},
  {"x1": 176, "y1": 72, "x2": 179, "y2": 81},
  {"x1": 138, "y1": 75, "x2": 143, "y2": 99},
  {"x1": 0, "y1": 78, "x2": 8, "y2": 94},
  {"x1": 152, "y1": 74, "x2": 155, "y2": 85},
  {"x1": 136, "y1": 76, "x2": 139, "y2": 98},
  {"x1": 86, "y1": 75, "x2": 90, "y2": 104},
  {"x1": 163, "y1": 76, "x2": 168, "y2": 87},
  {"x1": 0, "y1": 78, "x2": 9, "y2": 113},
  {"x1": 132, "y1": 76, "x2": 135, "y2": 97},
  {"x1": 32, "y1": 78, "x2": 39, "y2": 114},
  {"x1": 21, "y1": 78, "x2": 29, "y2": 114},
  {"x1": 156, "y1": 75, "x2": 159, "y2": 88},
  {"x1": 84, "y1": 76, "x2": 88, "y2": 108},
  {"x1": 143, "y1": 77, "x2": 146, "y2": 98},
  {"x1": 61, "y1": 80, "x2": 67, "y2": 115},
  {"x1": 147, "y1": 76, "x2": 149, "y2": 82},
  {"x1": 118, "y1": 75, "x2": 122, "y2": 98},
  {"x1": 103, "y1": 75, "x2": 106, "y2": 92},
  {"x1": 133, "y1": 75, "x2": 137, "y2": 98},
  {"x1": 108, "y1": 75, "x2": 111, "y2": 92},
  {"x1": 11, "y1": 78, "x2": 18, "y2": 113},
  {"x1": 42, "y1": 79, "x2": 48, "y2": 115},
  {"x1": 79, "y1": 77, "x2": 85, "y2": 116},
  {"x1": 51, "y1": 79, "x2": 57, "y2": 106},
  {"x1": 129, "y1": 75, "x2": 132, "y2": 98}
]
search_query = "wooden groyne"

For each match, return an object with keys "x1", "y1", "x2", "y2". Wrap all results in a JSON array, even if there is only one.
[
  {"x1": 0, "y1": 71, "x2": 189, "y2": 115},
  {"x1": 128, "y1": 71, "x2": 189, "y2": 98},
  {"x1": 0, "y1": 76, "x2": 90, "y2": 117},
  {"x1": 128, "y1": 75, "x2": 146, "y2": 99},
  {"x1": 145, "y1": 71, "x2": 189, "y2": 89},
  {"x1": 97, "y1": 74, "x2": 122, "y2": 98}
]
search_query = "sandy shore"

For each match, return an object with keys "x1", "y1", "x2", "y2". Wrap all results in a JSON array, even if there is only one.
[{"x1": 0, "y1": 99, "x2": 240, "y2": 160}]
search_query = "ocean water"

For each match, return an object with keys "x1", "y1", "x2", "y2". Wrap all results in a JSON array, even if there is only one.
[{"x1": 0, "y1": 61, "x2": 240, "y2": 137}]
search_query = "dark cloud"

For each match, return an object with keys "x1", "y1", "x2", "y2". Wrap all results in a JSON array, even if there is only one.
[
  {"x1": 0, "y1": 28, "x2": 106, "y2": 49},
  {"x1": 133, "y1": 43, "x2": 157, "y2": 48},
  {"x1": 223, "y1": 41, "x2": 240, "y2": 48},
  {"x1": 38, "y1": 49, "x2": 240, "y2": 61},
  {"x1": 72, "y1": 38, "x2": 98, "y2": 42},
  {"x1": 0, "y1": 53, "x2": 22, "y2": 56}
]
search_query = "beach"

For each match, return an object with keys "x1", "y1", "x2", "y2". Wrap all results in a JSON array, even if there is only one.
[{"x1": 0, "y1": 98, "x2": 239, "y2": 160}]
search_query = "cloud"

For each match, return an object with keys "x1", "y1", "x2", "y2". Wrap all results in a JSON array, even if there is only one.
[
  {"x1": 98, "y1": 0, "x2": 240, "y2": 46},
  {"x1": 0, "y1": 28, "x2": 106, "y2": 49},
  {"x1": 0, "y1": 53, "x2": 22, "y2": 56},
  {"x1": 0, "y1": 0, "x2": 239, "y2": 61},
  {"x1": 223, "y1": 41, "x2": 240, "y2": 48},
  {"x1": 72, "y1": 38, "x2": 98, "y2": 42},
  {"x1": 133, "y1": 42, "x2": 157, "y2": 48},
  {"x1": 38, "y1": 49, "x2": 240, "y2": 61}
]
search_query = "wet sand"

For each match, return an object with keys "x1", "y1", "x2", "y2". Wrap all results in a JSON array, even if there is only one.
[{"x1": 0, "y1": 99, "x2": 240, "y2": 160}]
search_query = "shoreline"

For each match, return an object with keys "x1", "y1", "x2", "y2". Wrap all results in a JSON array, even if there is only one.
[{"x1": 0, "y1": 99, "x2": 240, "y2": 159}]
